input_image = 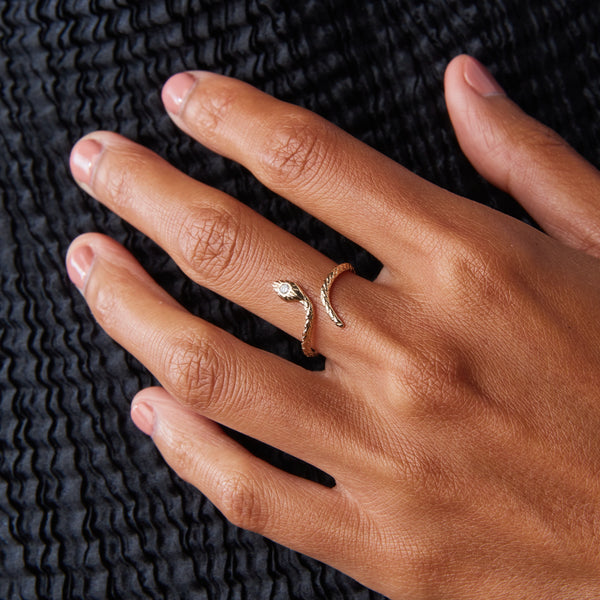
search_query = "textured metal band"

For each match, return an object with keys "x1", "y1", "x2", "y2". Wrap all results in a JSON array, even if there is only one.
[
  {"x1": 320, "y1": 262, "x2": 355, "y2": 327},
  {"x1": 272, "y1": 280, "x2": 318, "y2": 357}
]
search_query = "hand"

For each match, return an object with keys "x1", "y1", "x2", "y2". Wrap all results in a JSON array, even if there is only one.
[{"x1": 66, "y1": 55, "x2": 600, "y2": 599}]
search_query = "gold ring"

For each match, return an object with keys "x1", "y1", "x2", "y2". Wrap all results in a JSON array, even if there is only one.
[
  {"x1": 273, "y1": 280, "x2": 318, "y2": 357},
  {"x1": 273, "y1": 262, "x2": 354, "y2": 357},
  {"x1": 320, "y1": 263, "x2": 355, "y2": 327}
]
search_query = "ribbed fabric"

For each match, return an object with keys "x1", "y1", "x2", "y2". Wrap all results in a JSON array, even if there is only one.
[{"x1": 1, "y1": 1, "x2": 599, "y2": 598}]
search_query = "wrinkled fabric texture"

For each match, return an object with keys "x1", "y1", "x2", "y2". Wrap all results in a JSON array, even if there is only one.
[{"x1": 1, "y1": 1, "x2": 600, "y2": 598}]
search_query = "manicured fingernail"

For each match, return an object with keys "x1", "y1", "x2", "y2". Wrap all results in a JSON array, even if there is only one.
[
  {"x1": 70, "y1": 138, "x2": 103, "y2": 186},
  {"x1": 463, "y1": 57, "x2": 505, "y2": 97},
  {"x1": 131, "y1": 401, "x2": 155, "y2": 436},
  {"x1": 66, "y1": 245, "x2": 95, "y2": 291},
  {"x1": 162, "y1": 72, "x2": 196, "y2": 115}
]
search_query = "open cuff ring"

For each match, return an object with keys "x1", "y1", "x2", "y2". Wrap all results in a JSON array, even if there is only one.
[{"x1": 273, "y1": 262, "x2": 355, "y2": 357}]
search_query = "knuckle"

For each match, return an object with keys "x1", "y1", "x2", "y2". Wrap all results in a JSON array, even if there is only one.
[
  {"x1": 481, "y1": 112, "x2": 567, "y2": 162},
  {"x1": 164, "y1": 332, "x2": 227, "y2": 413},
  {"x1": 400, "y1": 536, "x2": 446, "y2": 593},
  {"x1": 101, "y1": 148, "x2": 150, "y2": 210},
  {"x1": 87, "y1": 273, "x2": 124, "y2": 334},
  {"x1": 258, "y1": 114, "x2": 331, "y2": 188},
  {"x1": 376, "y1": 524, "x2": 443, "y2": 594},
  {"x1": 179, "y1": 206, "x2": 246, "y2": 284},
  {"x1": 185, "y1": 81, "x2": 238, "y2": 141},
  {"x1": 572, "y1": 221, "x2": 600, "y2": 256},
  {"x1": 438, "y1": 236, "x2": 521, "y2": 311},
  {"x1": 519, "y1": 121, "x2": 569, "y2": 155},
  {"x1": 392, "y1": 343, "x2": 474, "y2": 418},
  {"x1": 86, "y1": 265, "x2": 143, "y2": 336},
  {"x1": 168, "y1": 436, "x2": 203, "y2": 485},
  {"x1": 217, "y1": 471, "x2": 265, "y2": 533},
  {"x1": 510, "y1": 125, "x2": 570, "y2": 190},
  {"x1": 483, "y1": 115, "x2": 571, "y2": 194}
]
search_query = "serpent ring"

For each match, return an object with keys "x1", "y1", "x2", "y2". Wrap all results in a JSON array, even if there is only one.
[
  {"x1": 273, "y1": 263, "x2": 354, "y2": 357},
  {"x1": 320, "y1": 262, "x2": 355, "y2": 327},
  {"x1": 273, "y1": 280, "x2": 318, "y2": 357}
]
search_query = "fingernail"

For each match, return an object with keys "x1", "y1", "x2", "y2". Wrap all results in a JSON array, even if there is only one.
[
  {"x1": 162, "y1": 72, "x2": 197, "y2": 115},
  {"x1": 131, "y1": 401, "x2": 155, "y2": 436},
  {"x1": 463, "y1": 57, "x2": 505, "y2": 97},
  {"x1": 66, "y1": 245, "x2": 95, "y2": 291},
  {"x1": 70, "y1": 138, "x2": 103, "y2": 186}
]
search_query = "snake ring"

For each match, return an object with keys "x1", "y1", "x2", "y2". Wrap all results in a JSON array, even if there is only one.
[
  {"x1": 273, "y1": 280, "x2": 318, "y2": 357},
  {"x1": 273, "y1": 263, "x2": 354, "y2": 357},
  {"x1": 320, "y1": 262, "x2": 355, "y2": 327}
]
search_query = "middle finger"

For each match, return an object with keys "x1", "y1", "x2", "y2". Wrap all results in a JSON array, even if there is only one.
[
  {"x1": 70, "y1": 132, "x2": 384, "y2": 361},
  {"x1": 162, "y1": 70, "x2": 473, "y2": 270}
]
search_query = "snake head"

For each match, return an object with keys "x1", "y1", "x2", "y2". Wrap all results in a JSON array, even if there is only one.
[{"x1": 272, "y1": 280, "x2": 306, "y2": 302}]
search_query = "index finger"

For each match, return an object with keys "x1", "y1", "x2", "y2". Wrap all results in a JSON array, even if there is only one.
[{"x1": 161, "y1": 71, "x2": 464, "y2": 267}]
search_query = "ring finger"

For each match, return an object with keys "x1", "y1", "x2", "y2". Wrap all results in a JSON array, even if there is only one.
[{"x1": 66, "y1": 232, "x2": 370, "y2": 475}]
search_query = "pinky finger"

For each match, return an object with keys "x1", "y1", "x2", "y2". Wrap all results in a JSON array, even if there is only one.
[{"x1": 131, "y1": 387, "x2": 355, "y2": 560}]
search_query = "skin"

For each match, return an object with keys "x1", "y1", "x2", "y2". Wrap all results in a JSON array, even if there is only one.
[{"x1": 66, "y1": 55, "x2": 600, "y2": 598}]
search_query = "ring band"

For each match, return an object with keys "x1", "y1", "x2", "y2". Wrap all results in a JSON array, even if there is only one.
[
  {"x1": 273, "y1": 280, "x2": 318, "y2": 357},
  {"x1": 273, "y1": 262, "x2": 354, "y2": 357},
  {"x1": 320, "y1": 262, "x2": 355, "y2": 328}
]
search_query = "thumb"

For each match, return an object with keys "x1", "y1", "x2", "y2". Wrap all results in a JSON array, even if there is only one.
[{"x1": 444, "y1": 54, "x2": 600, "y2": 257}]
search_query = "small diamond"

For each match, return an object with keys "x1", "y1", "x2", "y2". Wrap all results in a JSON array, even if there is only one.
[{"x1": 279, "y1": 282, "x2": 290, "y2": 295}]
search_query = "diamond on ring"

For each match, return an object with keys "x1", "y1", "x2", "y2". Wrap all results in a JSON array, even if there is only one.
[{"x1": 272, "y1": 262, "x2": 354, "y2": 357}]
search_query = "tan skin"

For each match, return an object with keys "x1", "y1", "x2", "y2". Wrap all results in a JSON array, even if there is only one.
[{"x1": 66, "y1": 55, "x2": 600, "y2": 598}]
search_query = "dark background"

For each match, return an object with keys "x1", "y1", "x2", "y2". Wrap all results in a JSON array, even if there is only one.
[{"x1": 1, "y1": 1, "x2": 599, "y2": 598}]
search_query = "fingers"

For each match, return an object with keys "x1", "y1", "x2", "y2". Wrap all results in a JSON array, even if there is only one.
[
  {"x1": 129, "y1": 386, "x2": 359, "y2": 566},
  {"x1": 65, "y1": 232, "x2": 367, "y2": 474},
  {"x1": 445, "y1": 54, "x2": 600, "y2": 256},
  {"x1": 69, "y1": 132, "x2": 378, "y2": 360},
  {"x1": 160, "y1": 70, "x2": 465, "y2": 268}
]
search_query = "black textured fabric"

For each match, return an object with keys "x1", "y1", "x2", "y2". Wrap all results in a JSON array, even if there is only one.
[{"x1": 1, "y1": 1, "x2": 600, "y2": 598}]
